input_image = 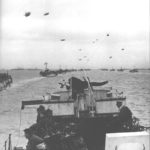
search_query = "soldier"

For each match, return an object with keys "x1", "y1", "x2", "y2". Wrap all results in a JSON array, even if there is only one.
[
  {"x1": 116, "y1": 101, "x2": 132, "y2": 124},
  {"x1": 36, "y1": 105, "x2": 46, "y2": 124},
  {"x1": 24, "y1": 128, "x2": 44, "y2": 150},
  {"x1": 116, "y1": 101, "x2": 133, "y2": 131},
  {"x1": 107, "y1": 101, "x2": 133, "y2": 132},
  {"x1": 44, "y1": 109, "x2": 54, "y2": 136}
]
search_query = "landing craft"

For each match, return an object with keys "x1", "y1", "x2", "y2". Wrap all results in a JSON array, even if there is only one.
[
  {"x1": 110, "y1": 68, "x2": 115, "y2": 71},
  {"x1": 129, "y1": 68, "x2": 138, "y2": 73},
  {"x1": 39, "y1": 63, "x2": 76, "y2": 77},
  {"x1": 117, "y1": 68, "x2": 124, "y2": 72},
  {"x1": 40, "y1": 69, "x2": 58, "y2": 77},
  {"x1": 15, "y1": 76, "x2": 149, "y2": 150},
  {"x1": 40, "y1": 62, "x2": 57, "y2": 77}
]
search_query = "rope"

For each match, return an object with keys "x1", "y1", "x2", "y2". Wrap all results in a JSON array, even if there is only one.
[
  {"x1": 15, "y1": 109, "x2": 22, "y2": 147},
  {"x1": 1, "y1": 134, "x2": 13, "y2": 150},
  {"x1": 0, "y1": 142, "x2": 6, "y2": 150},
  {"x1": 1, "y1": 109, "x2": 22, "y2": 150},
  {"x1": 0, "y1": 136, "x2": 9, "y2": 150}
]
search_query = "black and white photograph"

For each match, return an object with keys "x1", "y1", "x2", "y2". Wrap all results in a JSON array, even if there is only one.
[{"x1": 0, "y1": 0, "x2": 149, "y2": 150}]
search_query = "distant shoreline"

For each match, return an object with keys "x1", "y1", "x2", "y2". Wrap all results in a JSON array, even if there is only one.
[
  {"x1": 10, "y1": 68, "x2": 42, "y2": 71},
  {"x1": 0, "y1": 68, "x2": 149, "y2": 71}
]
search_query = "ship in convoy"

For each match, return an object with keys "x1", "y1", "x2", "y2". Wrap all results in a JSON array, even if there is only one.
[
  {"x1": 5, "y1": 76, "x2": 149, "y2": 150},
  {"x1": 40, "y1": 62, "x2": 58, "y2": 77},
  {"x1": 117, "y1": 68, "x2": 124, "y2": 72},
  {"x1": 39, "y1": 62, "x2": 75, "y2": 77},
  {"x1": 109, "y1": 68, "x2": 115, "y2": 71},
  {"x1": 129, "y1": 68, "x2": 138, "y2": 73},
  {"x1": 0, "y1": 72, "x2": 13, "y2": 91}
]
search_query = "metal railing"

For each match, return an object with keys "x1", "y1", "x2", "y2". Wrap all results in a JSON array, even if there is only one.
[{"x1": 2, "y1": 134, "x2": 12, "y2": 150}]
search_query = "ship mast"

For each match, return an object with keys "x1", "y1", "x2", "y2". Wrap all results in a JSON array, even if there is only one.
[
  {"x1": 44, "y1": 62, "x2": 48, "y2": 70},
  {"x1": 82, "y1": 69, "x2": 96, "y2": 115}
]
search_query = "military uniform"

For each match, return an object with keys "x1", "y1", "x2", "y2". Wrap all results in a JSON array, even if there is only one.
[{"x1": 26, "y1": 134, "x2": 44, "y2": 150}]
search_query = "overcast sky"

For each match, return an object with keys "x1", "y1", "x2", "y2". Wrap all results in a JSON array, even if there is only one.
[{"x1": 0, "y1": 0, "x2": 149, "y2": 69}]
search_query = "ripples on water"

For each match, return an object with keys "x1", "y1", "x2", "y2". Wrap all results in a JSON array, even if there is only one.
[{"x1": 0, "y1": 69, "x2": 150, "y2": 148}]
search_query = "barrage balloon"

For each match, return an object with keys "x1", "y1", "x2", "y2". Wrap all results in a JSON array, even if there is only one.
[
  {"x1": 25, "y1": 12, "x2": 31, "y2": 17},
  {"x1": 44, "y1": 12, "x2": 49, "y2": 16}
]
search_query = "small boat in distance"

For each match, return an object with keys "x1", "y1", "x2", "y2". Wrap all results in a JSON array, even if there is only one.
[
  {"x1": 110, "y1": 68, "x2": 115, "y2": 71},
  {"x1": 117, "y1": 68, "x2": 124, "y2": 72},
  {"x1": 129, "y1": 68, "x2": 138, "y2": 73},
  {"x1": 101, "y1": 68, "x2": 108, "y2": 71},
  {"x1": 40, "y1": 62, "x2": 57, "y2": 77},
  {"x1": 40, "y1": 69, "x2": 58, "y2": 77}
]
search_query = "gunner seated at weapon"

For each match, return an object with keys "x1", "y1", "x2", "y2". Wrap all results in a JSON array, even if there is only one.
[
  {"x1": 107, "y1": 101, "x2": 133, "y2": 132},
  {"x1": 115, "y1": 101, "x2": 133, "y2": 131},
  {"x1": 59, "y1": 80, "x2": 70, "y2": 90},
  {"x1": 116, "y1": 101, "x2": 132, "y2": 124},
  {"x1": 24, "y1": 128, "x2": 45, "y2": 150},
  {"x1": 29, "y1": 105, "x2": 54, "y2": 138}
]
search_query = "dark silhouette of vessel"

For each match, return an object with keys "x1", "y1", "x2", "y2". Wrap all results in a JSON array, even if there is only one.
[
  {"x1": 40, "y1": 62, "x2": 58, "y2": 77},
  {"x1": 0, "y1": 72, "x2": 13, "y2": 91},
  {"x1": 17, "y1": 76, "x2": 147, "y2": 150},
  {"x1": 117, "y1": 68, "x2": 124, "y2": 72},
  {"x1": 129, "y1": 69, "x2": 138, "y2": 73}
]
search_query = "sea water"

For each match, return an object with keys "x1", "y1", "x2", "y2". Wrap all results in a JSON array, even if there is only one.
[{"x1": 0, "y1": 69, "x2": 149, "y2": 149}]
